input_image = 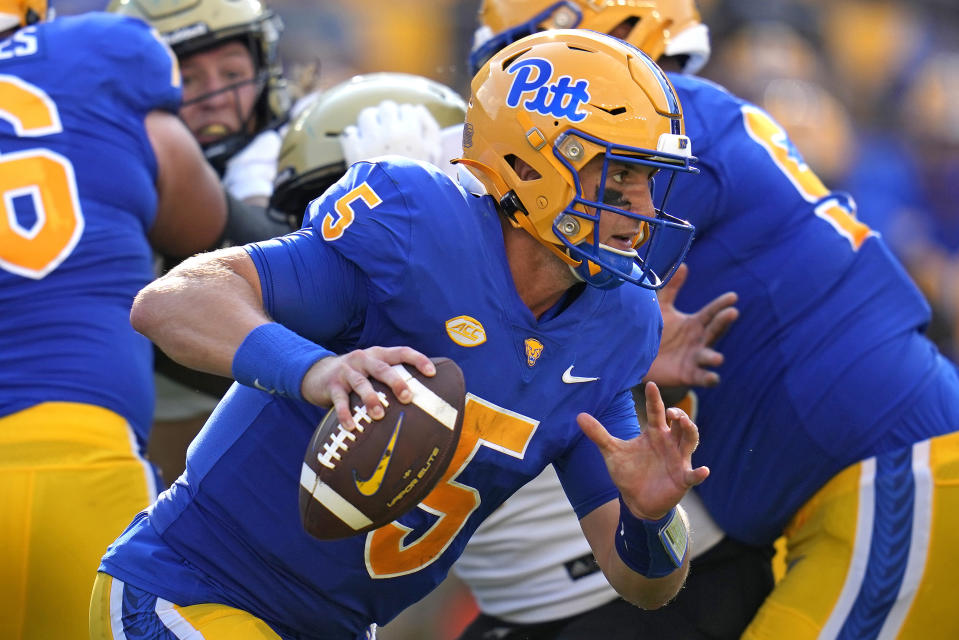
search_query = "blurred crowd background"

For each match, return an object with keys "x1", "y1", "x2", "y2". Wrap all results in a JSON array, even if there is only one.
[{"x1": 54, "y1": 0, "x2": 959, "y2": 637}]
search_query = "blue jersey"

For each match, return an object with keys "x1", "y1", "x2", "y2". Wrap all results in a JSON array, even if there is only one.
[
  {"x1": 99, "y1": 158, "x2": 661, "y2": 637},
  {"x1": 0, "y1": 13, "x2": 181, "y2": 444},
  {"x1": 664, "y1": 74, "x2": 959, "y2": 545}
]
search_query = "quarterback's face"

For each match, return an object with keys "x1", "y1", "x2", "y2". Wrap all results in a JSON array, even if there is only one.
[
  {"x1": 579, "y1": 157, "x2": 655, "y2": 252},
  {"x1": 179, "y1": 41, "x2": 258, "y2": 145}
]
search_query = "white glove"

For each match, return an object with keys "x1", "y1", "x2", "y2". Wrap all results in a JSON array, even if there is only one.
[
  {"x1": 341, "y1": 100, "x2": 443, "y2": 168},
  {"x1": 222, "y1": 129, "x2": 282, "y2": 202}
]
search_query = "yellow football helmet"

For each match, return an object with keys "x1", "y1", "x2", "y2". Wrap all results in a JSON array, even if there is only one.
[
  {"x1": 0, "y1": 0, "x2": 46, "y2": 30},
  {"x1": 461, "y1": 29, "x2": 696, "y2": 289},
  {"x1": 470, "y1": 0, "x2": 710, "y2": 76},
  {"x1": 272, "y1": 72, "x2": 467, "y2": 226},
  {"x1": 108, "y1": 0, "x2": 290, "y2": 167}
]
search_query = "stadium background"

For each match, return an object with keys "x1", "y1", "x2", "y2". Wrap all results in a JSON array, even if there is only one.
[{"x1": 54, "y1": 0, "x2": 959, "y2": 637}]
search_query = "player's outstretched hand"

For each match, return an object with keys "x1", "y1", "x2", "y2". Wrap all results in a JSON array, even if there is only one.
[
  {"x1": 578, "y1": 381, "x2": 709, "y2": 520},
  {"x1": 341, "y1": 100, "x2": 443, "y2": 168},
  {"x1": 301, "y1": 346, "x2": 435, "y2": 430},
  {"x1": 645, "y1": 263, "x2": 738, "y2": 389}
]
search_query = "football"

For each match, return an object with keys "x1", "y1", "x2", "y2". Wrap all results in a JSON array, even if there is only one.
[{"x1": 299, "y1": 357, "x2": 465, "y2": 540}]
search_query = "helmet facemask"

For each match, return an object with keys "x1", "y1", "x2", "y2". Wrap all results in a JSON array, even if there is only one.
[
  {"x1": 545, "y1": 130, "x2": 696, "y2": 289},
  {"x1": 176, "y1": 22, "x2": 285, "y2": 172},
  {"x1": 179, "y1": 49, "x2": 272, "y2": 171},
  {"x1": 109, "y1": 0, "x2": 291, "y2": 172}
]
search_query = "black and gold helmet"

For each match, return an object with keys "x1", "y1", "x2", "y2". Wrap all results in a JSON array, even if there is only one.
[
  {"x1": 109, "y1": 0, "x2": 290, "y2": 168},
  {"x1": 272, "y1": 72, "x2": 466, "y2": 225}
]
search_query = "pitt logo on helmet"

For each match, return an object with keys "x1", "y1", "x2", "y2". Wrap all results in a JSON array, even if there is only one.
[{"x1": 506, "y1": 58, "x2": 590, "y2": 123}]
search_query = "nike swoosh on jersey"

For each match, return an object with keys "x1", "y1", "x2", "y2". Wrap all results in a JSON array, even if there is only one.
[
  {"x1": 353, "y1": 413, "x2": 403, "y2": 496},
  {"x1": 562, "y1": 365, "x2": 599, "y2": 384}
]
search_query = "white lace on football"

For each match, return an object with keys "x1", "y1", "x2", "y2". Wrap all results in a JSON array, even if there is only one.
[{"x1": 316, "y1": 392, "x2": 389, "y2": 469}]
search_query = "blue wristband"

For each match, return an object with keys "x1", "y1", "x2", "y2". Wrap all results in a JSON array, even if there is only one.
[
  {"x1": 231, "y1": 323, "x2": 334, "y2": 402},
  {"x1": 614, "y1": 496, "x2": 688, "y2": 578}
]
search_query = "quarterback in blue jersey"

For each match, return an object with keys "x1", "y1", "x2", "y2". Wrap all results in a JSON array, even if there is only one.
[
  {"x1": 91, "y1": 30, "x2": 710, "y2": 640},
  {"x1": 458, "y1": 2, "x2": 959, "y2": 640},
  {"x1": 0, "y1": 2, "x2": 226, "y2": 638}
]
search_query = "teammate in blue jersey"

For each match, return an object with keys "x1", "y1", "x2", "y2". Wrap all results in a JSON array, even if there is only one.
[
  {"x1": 456, "y1": 2, "x2": 959, "y2": 639},
  {"x1": 0, "y1": 3, "x2": 226, "y2": 638},
  {"x1": 90, "y1": 30, "x2": 711, "y2": 639}
]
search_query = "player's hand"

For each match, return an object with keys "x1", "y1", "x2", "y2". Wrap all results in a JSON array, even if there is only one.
[
  {"x1": 578, "y1": 382, "x2": 709, "y2": 520},
  {"x1": 222, "y1": 129, "x2": 282, "y2": 203},
  {"x1": 301, "y1": 346, "x2": 435, "y2": 430},
  {"x1": 644, "y1": 263, "x2": 738, "y2": 389},
  {"x1": 341, "y1": 100, "x2": 443, "y2": 167}
]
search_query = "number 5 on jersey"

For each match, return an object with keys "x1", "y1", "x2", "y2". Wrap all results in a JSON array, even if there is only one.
[
  {"x1": 365, "y1": 395, "x2": 539, "y2": 578},
  {"x1": 312, "y1": 182, "x2": 382, "y2": 241}
]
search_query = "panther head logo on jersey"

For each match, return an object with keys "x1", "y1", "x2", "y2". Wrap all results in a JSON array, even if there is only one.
[{"x1": 524, "y1": 338, "x2": 544, "y2": 367}]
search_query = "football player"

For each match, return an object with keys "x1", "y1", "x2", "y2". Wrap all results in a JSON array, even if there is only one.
[
  {"x1": 109, "y1": 0, "x2": 297, "y2": 484},
  {"x1": 452, "y1": 2, "x2": 959, "y2": 639},
  {"x1": 271, "y1": 68, "x2": 741, "y2": 640},
  {"x1": 0, "y1": 2, "x2": 226, "y2": 638},
  {"x1": 90, "y1": 30, "x2": 709, "y2": 638}
]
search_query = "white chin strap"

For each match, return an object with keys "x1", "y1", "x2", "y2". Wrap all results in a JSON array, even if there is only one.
[
  {"x1": 665, "y1": 23, "x2": 711, "y2": 75},
  {"x1": 566, "y1": 242, "x2": 639, "y2": 283}
]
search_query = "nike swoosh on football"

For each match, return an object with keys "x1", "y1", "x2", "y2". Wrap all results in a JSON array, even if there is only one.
[
  {"x1": 562, "y1": 365, "x2": 599, "y2": 384},
  {"x1": 353, "y1": 413, "x2": 403, "y2": 496}
]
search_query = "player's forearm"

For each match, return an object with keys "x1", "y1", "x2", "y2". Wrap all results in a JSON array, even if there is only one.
[
  {"x1": 584, "y1": 499, "x2": 691, "y2": 610},
  {"x1": 603, "y1": 540, "x2": 690, "y2": 610},
  {"x1": 131, "y1": 247, "x2": 268, "y2": 378}
]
